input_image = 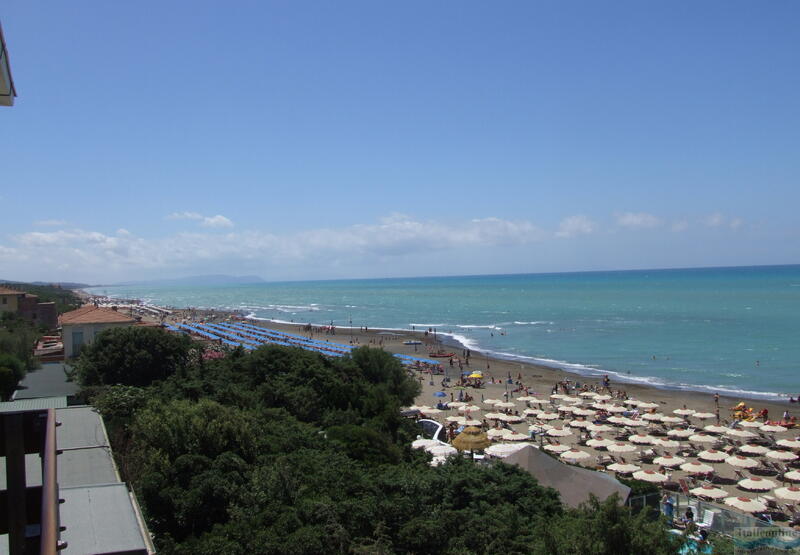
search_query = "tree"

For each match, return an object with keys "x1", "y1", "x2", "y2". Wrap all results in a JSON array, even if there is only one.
[
  {"x1": 0, "y1": 353, "x2": 26, "y2": 400},
  {"x1": 75, "y1": 326, "x2": 192, "y2": 386}
]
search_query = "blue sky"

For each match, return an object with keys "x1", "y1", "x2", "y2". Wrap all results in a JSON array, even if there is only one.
[{"x1": 1, "y1": 1, "x2": 798, "y2": 283}]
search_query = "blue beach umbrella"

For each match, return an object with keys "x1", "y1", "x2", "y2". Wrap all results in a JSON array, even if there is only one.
[{"x1": 433, "y1": 391, "x2": 447, "y2": 398}]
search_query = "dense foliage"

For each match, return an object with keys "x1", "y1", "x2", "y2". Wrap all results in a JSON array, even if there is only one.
[
  {"x1": 0, "y1": 313, "x2": 41, "y2": 399},
  {"x1": 1, "y1": 282, "x2": 81, "y2": 314},
  {"x1": 81, "y1": 337, "x2": 683, "y2": 554}
]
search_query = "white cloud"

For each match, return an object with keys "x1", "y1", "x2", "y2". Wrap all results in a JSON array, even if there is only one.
[
  {"x1": 729, "y1": 218, "x2": 743, "y2": 230},
  {"x1": 671, "y1": 220, "x2": 689, "y2": 232},
  {"x1": 616, "y1": 212, "x2": 661, "y2": 229},
  {"x1": 703, "y1": 212, "x2": 743, "y2": 230},
  {"x1": 168, "y1": 211, "x2": 234, "y2": 228},
  {"x1": 555, "y1": 215, "x2": 595, "y2": 238}
]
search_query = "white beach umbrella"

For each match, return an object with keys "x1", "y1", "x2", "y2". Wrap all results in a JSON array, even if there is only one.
[
  {"x1": 557, "y1": 404, "x2": 576, "y2": 413},
  {"x1": 587, "y1": 437, "x2": 615, "y2": 448},
  {"x1": 579, "y1": 391, "x2": 598, "y2": 398},
  {"x1": 523, "y1": 408, "x2": 540, "y2": 416},
  {"x1": 529, "y1": 424, "x2": 553, "y2": 433},
  {"x1": 421, "y1": 407, "x2": 442, "y2": 415},
  {"x1": 483, "y1": 398, "x2": 502, "y2": 406},
  {"x1": 667, "y1": 428, "x2": 694, "y2": 438},
  {"x1": 499, "y1": 413, "x2": 525, "y2": 423},
  {"x1": 607, "y1": 462, "x2": 641, "y2": 473},
  {"x1": 416, "y1": 405, "x2": 433, "y2": 412},
  {"x1": 692, "y1": 412, "x2": 715, "y2": 420},
  {"x1": 594, "y1": 394, "x2": 612, "y2": 401},
  {"x1": 688, "y1": 433, "x2": 717, "y2": 443},
  {"x1": 426, "y1": 444, "x2": 457, "y2": 457},
  {"x1": 726, "y1": 455, "x2": 759, "y2": 469},
  {"x1": 494, "y1": 401, "x2": 515, "y2": 409},
  {"x1": 624, "y1": 399, "x2": 640, "y2": 406},
  {"x1": 642, "y1": 413, "x2": 665, "y2": 421},
  {"x1": 502, "y1": 430, "x2": 530, "y2": 441},
  {"x1": 606, "y1": 416, "x2": 628, "y2": 425},
  {"x1": 484, "y1": 443, "x2": 528, "y2": 458},
  {"x1": 429, "y1": 456, "x2": 448, "y2": 467},
  {"x1": 698, "y1": 449, "x2": 728, "y2": 462},
  {"x1": 632, "y1": 469, "x2": 667, "y2": 482},
  {"x1": 724, "y1": 496, "x2": 767, "y2": 513},
  {"x1": 412, "y1": 438, "x2": 440, "y2": 450},
  {"x1": 680, "y1": 461, "x2": 714, "y2": 474},
  {"x1": 637, "y1": 401, "x2": 659, "y2": 409},
  {"x1": 537, "y1": 411, "x2": 560, "y2": 421},
  {"x1": 547, "y1": 426, "x2": 574, "y2": 437},
  {"x1": 543, "y1": 443, "x2": 571, "y2": 453},
  {"x1": 703, "y1": 424, "x2": 728, "y2": 434},
  {"x1": 458, "y1": 404, "x2": 481, "y2": 413},
  {"x1": 739, "y1": 444, "x2": 770, "y2": 455},
  {"x1": 463, "y1": 419, "x2": 482, "y2": 426},
  {"x1": 738, "y1": 477, "x2": 776, "y2": 491},
  {"x1": 624, "y1": 419, "x2": 648, "y2": 428},
  {"x1": 661, "y1": 416, "x2": 685, "y2": 424},
  {"x1": 777, "y1": 439, "x2": 800, "y2": 449},
  {"x1": 761, "y1": 424, "x2": 788, "y2": 433},
  {"x1": 725, "y1": 428, "x2": 757, "y2": 439},
  {"x1": 690, "y1": 485, "x2": 728, "y2": 499},
  {"x1": 605, "y1": 405, "x2": 628, "y2": 413},
  {"x1": 560, "y1": 449, "x2": 591, "y2": 462},
  {"x1": 673, "y1": 408, "x2": 696, "y2": 416},
  {"x1": 572, "y1": 408, "x2": 597, "y2": 417},
  {"x1": 607, "y1": 442, "x2": 637, "y2": 453},
  {"x1": 775, "y1": 487, "x2": 800, "y2": 501},
  {"x1": 767, "y1": 450, "x2": 799, "y2": 462},
  {"x1": 527, "y1": 398, "x2": 549, "y2": 405},
  {"x1": 561, "y1": 396, "x2": 581, "y2": 404},
  {"x1": 628, "y1": 434, "x2": 656, "y2": 445},
  {"x1": 447, "y1": 401, "x2": 466, "y2": 409},
  {"x1": 516, "y1": 396, "x2": 539, "y2": 402},
  {"x1": 738, "y1": 420, "x2": 764, "y2": 428},
  {"x1": 486, "y1": 428, "x2": 506, "y2": 439},
  {"x1": 586, "y1": 423, "x2": 614, "y2": 433},
  {"x1": 550, "y1": 394, "x2": 566, "y2": 400},
  {"x1": 446, "y1": 416, "x2": 467, "y2": 424},
  {"x1": 653, "y1": 454, "x2": 685, "y2": 467},
  {"x1": 785, "y1": 470, "x2": 800, "y2": 482},
  {"x1": 569, "y1": 418, "x2": 589, "y2": 428},
  {"x1": 485, "y1": 412, "x2": 505, "y2": 420},
  {"x1": 652, "y1": 438, "x2": 682, "y2": 449}
]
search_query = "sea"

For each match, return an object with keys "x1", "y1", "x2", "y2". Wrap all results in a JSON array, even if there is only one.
[{"x1": 85, "y1": 265, "x2": 800, "y2": 401}]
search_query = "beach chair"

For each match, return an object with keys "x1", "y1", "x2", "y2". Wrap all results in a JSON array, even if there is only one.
[{"x1": 696, "y1": 510, "x2": 715, "y2": 530}]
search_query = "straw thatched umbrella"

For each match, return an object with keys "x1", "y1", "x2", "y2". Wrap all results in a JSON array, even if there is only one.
[
  {"x1": 422, "y1": 408, "x2": 442, "y2": 415},
  {"x1": 698, "y1": 449, "x2": 728, "y2": 463},
  {"x1": 775, "y1": 487, "x2": 800, "y2": 502},
  {"x1": 724, "y1": 496, "x2": 767, "y2": 513},
  {"x1": 557, "y1": 404, "x2": 577, "y2": 413},
  {"x1": 777, "y1": 439, "x2": 800, "y2": 449},
  {"x1": 543, "y1": 443, "x2": 571, "y2": 453},
  {"x1": 725, "y1": 428, "x2": 757, "y2": 439},
  {"x1": 607, "y1": 442, "x2": 637, "y2": 453},
  {"x1": 667, "y1": 428, "x2": 694, "y2": 438},
  {"x1": 560, "y1": 449, "x2": 591, "y2": 462},
  {"x1": 587, "y1": 437, "x2": 615, "y2": 448},
  {"x1": 739, "y1": 444, "x2": 770, "y2": 455},
  {"x1": 688, "y1": 433, "x2": 716, "y2": 443},
  {"x1": 451, "y1": 426, "x2": 491, "y2": 452},
  {"x1": 680, "y1": 461, "x2": 714, "y2": 474},
  {"x1": 608, "y1": 462, "x2": 640, "y2": 474},
  {"x1": 738, "y1": 477, "x2": 776, "y2": 492},
  {"x1": 632, "y1": 469, "x2": 667, "y2": 482},
  {"x1": 690, "y1": 485, "x2": 728, "y2": 499},
  {"x1": 550, "y1": 394, "x2": 566, "y2": 400},
  {"x1": 761, "y1": 424, "x2": 788, "y2": 433},
  {"x1": 766, "y1": 450, "x2": 799, "y2": 462},
  {"x1": 726, "y1": 455, "x2": 759, "y2": 469},
  {"x1": 653, "y1": 454, "x2": 685, "y2": 467}
]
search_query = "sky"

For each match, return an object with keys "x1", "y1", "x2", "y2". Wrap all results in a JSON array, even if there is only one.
[{"x1": 1, "y1": 1, "x2": 798, "y2": 283}]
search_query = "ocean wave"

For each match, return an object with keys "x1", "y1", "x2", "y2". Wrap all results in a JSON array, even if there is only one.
[
  {"x1": 512, "y1": 321, "x2": 552, "y2": 325},
  {"x1": 454, "y1": 324, "x2": 502, "y2": 330},
  {"x1": 409, "y1": 323, "x2": 447, "y2": 328}
]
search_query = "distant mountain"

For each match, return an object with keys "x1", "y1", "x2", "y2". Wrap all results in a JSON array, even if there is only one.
[
  {"x1": 110, "y1": 274, "x2": 266, "y2": 287},
  {"x1": 0, "y1": 279, "x2": 94, "y2": 289}
]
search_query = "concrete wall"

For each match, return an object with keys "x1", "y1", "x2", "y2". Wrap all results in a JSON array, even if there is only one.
[
  {"x1": 63, "y1": 322, "x2": 132, "y2": 358},
  {"x1": 0, "y1": 293, "x2": 21, "y2": 313}
]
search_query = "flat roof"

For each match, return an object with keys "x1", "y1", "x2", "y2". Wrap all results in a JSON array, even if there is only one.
[
  {"x1": 11, "y1": 362, "x2": 80, "y2": 400},
  {"x1": 0, "y1": 396, "x2": 67, "y2": 412}
]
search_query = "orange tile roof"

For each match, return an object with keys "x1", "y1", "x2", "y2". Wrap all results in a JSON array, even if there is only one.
[
  {"x1": 59, "y1": 305, "x2": 136, "y2": 325},
  {"x1": 0, "y1": 286, "x2": 25, "y2": 295}
]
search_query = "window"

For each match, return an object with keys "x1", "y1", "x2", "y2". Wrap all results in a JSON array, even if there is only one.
[{"x1": 1, "y1": 297, "x2": 6, "y2": 304}]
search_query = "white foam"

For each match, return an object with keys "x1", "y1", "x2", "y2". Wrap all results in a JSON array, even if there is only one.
[
  {"x1": 409, "y1": 323, "x2": 447, "y2": 328},
  {"x1": 512, "y1": 321, "x2": 552, "y2": 325}
]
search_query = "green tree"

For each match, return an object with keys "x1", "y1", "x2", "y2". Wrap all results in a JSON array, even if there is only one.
[{"x1": 0, "y1": 353, "x2": 26, "y2": 400}]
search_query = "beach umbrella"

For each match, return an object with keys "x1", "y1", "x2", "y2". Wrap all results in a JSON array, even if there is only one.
[
  {"x1": 766, "y1": 450, "x2": 799, "y2": 462},
  {"x1": 673, "y1": 408, "x2": 696, "y2": 416},
  {"x1": 485, "y1": 412, "x2": 505, "y2": 420},
  {"x1": 778, "y1": 439, "x2": 800, "y2": 449},
  {"x1": 529, "y1": 424, "x2": 553, "y2": 433},
  {"x1": 433, "y1": 391, "x2": 447, "y2": 398},
  {"x1": 502, "y1": 430, "x2": 530, "y2": 441},
  {"x1": 667, "y1": 428, "x2": 694, "y2": 438},
  {"x1": 624, "y1": 419, "x2": 648, "y2": 427},
  {"x1": 572, "y1": 408, "x2": 596, "y2": 417},
  {"x1": 420, "y1": 407, "x2": 442, "y2": 415},
  {"x1": 547, "y1": 427, "x2": 573, "y2": 437},
  {"x1": 761, "y1": 424, "x2": 788, "y2": 433},
  {"x1": 543, "y1": 443, "x2": 571, "y2": 453},
  {"x1": 458, "y1": 405, "x2": 481, "y2": 413},
  {"x1": 594, "y1": 394, "x2": 612, "y2": 401},
  {"x1": 724, "y1": 496, "x2": 767, "y2": 513},
  {"x1": 605, "y1": 405, "x2": 628, "y2": 413},
  {"x1": 587, "y1": 436, "x2": 615, "y2": 448},
  {"x1": 775, "y1": 487, "x2": 800, "y2": 502},
  {"x1": 740, "y1": 444, "x2": 770, "y2": 455},
  {"x1": 498, "y1": 413, "x2": 524, "y2": 423},
  {"x1": 426, "y1": 444, "x2": 458, "y2": 457},
  {"x1": 738, "y1": 420, "x2": 764, "y2": 428},
  {"x1": 448, "y1": 401, "x2": 466, "y2": 409},
  {"x1": 726, "y1": 455, "x2": 759, "y2": 469},
  {"x1": 632, "y1": 469, "x2": 668, "y2": 483},
  {"x1": 607, "y1": 442, "x2": 637, "y2": 453},
  {"x1": 516, "y1": 396, "x2": 539, "y2": 402},
  {"x1": 523, "y1": 408, "x2": 540, "y2": 416},
  {"x1": 586, "y1": 423, "x2": 614, "y2": 433},
  {"x1": 628, "y1": 434, "x2": 656, "y2": 445},
  {"x1": 412, "y1": 438, "x2": 440, "y2": 449},
  {"x1": 680, "y1": 461, "x2": 714, "y2": 474},
  {"x1": 703, "y1": 424, "x2": 728, "y2": 434},
  {"x1": 608, "y1": 463, "x2": 640, "y2": 474},
  {"x1": 483, "y1": 398, "x2": 502, "y2": 405},
  {"x1": 527, "y1": 398, "x2": 549, "y2": 405},
  {"x1": 661, "y1": 416, "x2": 684, "y2": 424},
  {"x1": 561, "y1": 396, "x2": 581, "y2": 404},
  {"x1": 688, "y1": 433, "x2": 717, "y2": 444},
  {"x1": 579, "y1": 391, "x2": 598, "y2": 398},
  {"x1": 692, "y1": 412, "x2": 715, "y2": 420},
  {"x1": 785, "y1": 470, "x2": 800, "y2": 482},
  {"x1": 569, "y1": 418, "x2": 589, "y2": 428},
  {"x1": 738, "y1": 477, "x2": 776, "y2": 491},
  {"x1": 495, "y1": 401, "x2": 515, "y2": 409},
  {"x1": 637, "y1": 401, "x2": 659, "y2": 409},
  {"x1": 486, "y1": 428, "x2": 506, "y2": 439},
  {"x1": 452, "y1": 426, "x2": 491, "y2": 452},
  {"x1": 652, "y1": 438, "x2": 682, "y2": 449},
  {"x1": 407, "y1": 405, "x2": 423, "y2": 411},
  {"x1": 560, "y1": 449, "x2": 591, "y2": 462},
  {"x1": 606, "y1": 416, "x2": 628, "y2": 425},
  {"x1": 690, "y1": 485, "x2": 728, "y2": 499},
  {"x1": 557, "y1": 404, "x2": 577, "y2": 413},
  {"x1": 463, "y1": 419, "x2": 482, "y2": 426},
  {"x1": 642, "y1": 413, "x2": 665, "y2": 421},
  {"x1": 698, "y1": 449, "x2": 728, "y2": 462},
  {"x1": 550, "y1": 394, "x2": 566, "y2": 400},
  {"x1": 446, "y1": 416, "x2": 467, "y2": 424},
  {"x1": 485, "y1": 443, "x2": 529, "y2": 458},
  {"x1": 624, "y1": 399, "x2": 641, "y2": 406},
  {"x1": 537, "y1": 411, "x2": 560, "y2": 421},
  {"x1": 430, "y1": 456, "x2": 448, "y2": 467},
  {"x1": 725, "y1": 428, "x2": 757, "y2": 439},
  {"x1": 654, "y1": 454, "x2": 686, "y2": 467}
]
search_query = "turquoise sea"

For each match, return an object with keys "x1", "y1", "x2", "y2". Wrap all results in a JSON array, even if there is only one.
[{"x1": 86, "y1": 265, "x2": 800, "y2": 400}]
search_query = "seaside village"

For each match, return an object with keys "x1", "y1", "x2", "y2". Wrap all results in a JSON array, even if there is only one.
[{"x1": 3, "y1": 278, "x2": 800, "y2": 553}]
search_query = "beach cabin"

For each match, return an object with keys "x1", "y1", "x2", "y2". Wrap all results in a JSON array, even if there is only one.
[{"x1": 60, "y1": 305, "x2": 135, "y2": 358}]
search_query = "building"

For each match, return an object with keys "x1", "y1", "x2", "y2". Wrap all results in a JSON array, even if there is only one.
[
  {"x1": 59, "y1": 305, "x2": 135, "y2": 358},
  {"x1": 0, "y1": 22, "x2": 15, "y2": 107},
  {"x1": 0, "y1": 286, "x2": 58, "y2": 329}
]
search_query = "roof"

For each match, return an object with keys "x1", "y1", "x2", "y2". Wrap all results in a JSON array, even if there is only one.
[
  {"x1": 11, "y1": 362, "x2": 79, "y2": 400},
  {"x1": 0, "y1": 396, "x2": 67, "y2": 412},
  {"x1": 60, "y1": 305, "x2": 136, "y2": 325},
  {"x1": 0, "y1": 22, "x2": 16, "y2": 107},
  {"x1": 501, "y1": 445, "x2": 631, "y2": 508},
  {"x1": 0, "y1": 285, "x2": 24, "y2": 295}
]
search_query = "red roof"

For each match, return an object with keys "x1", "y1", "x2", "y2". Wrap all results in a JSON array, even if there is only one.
[{"x1": 59, "y1": 305, "x2": 136, "y2": 325}]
